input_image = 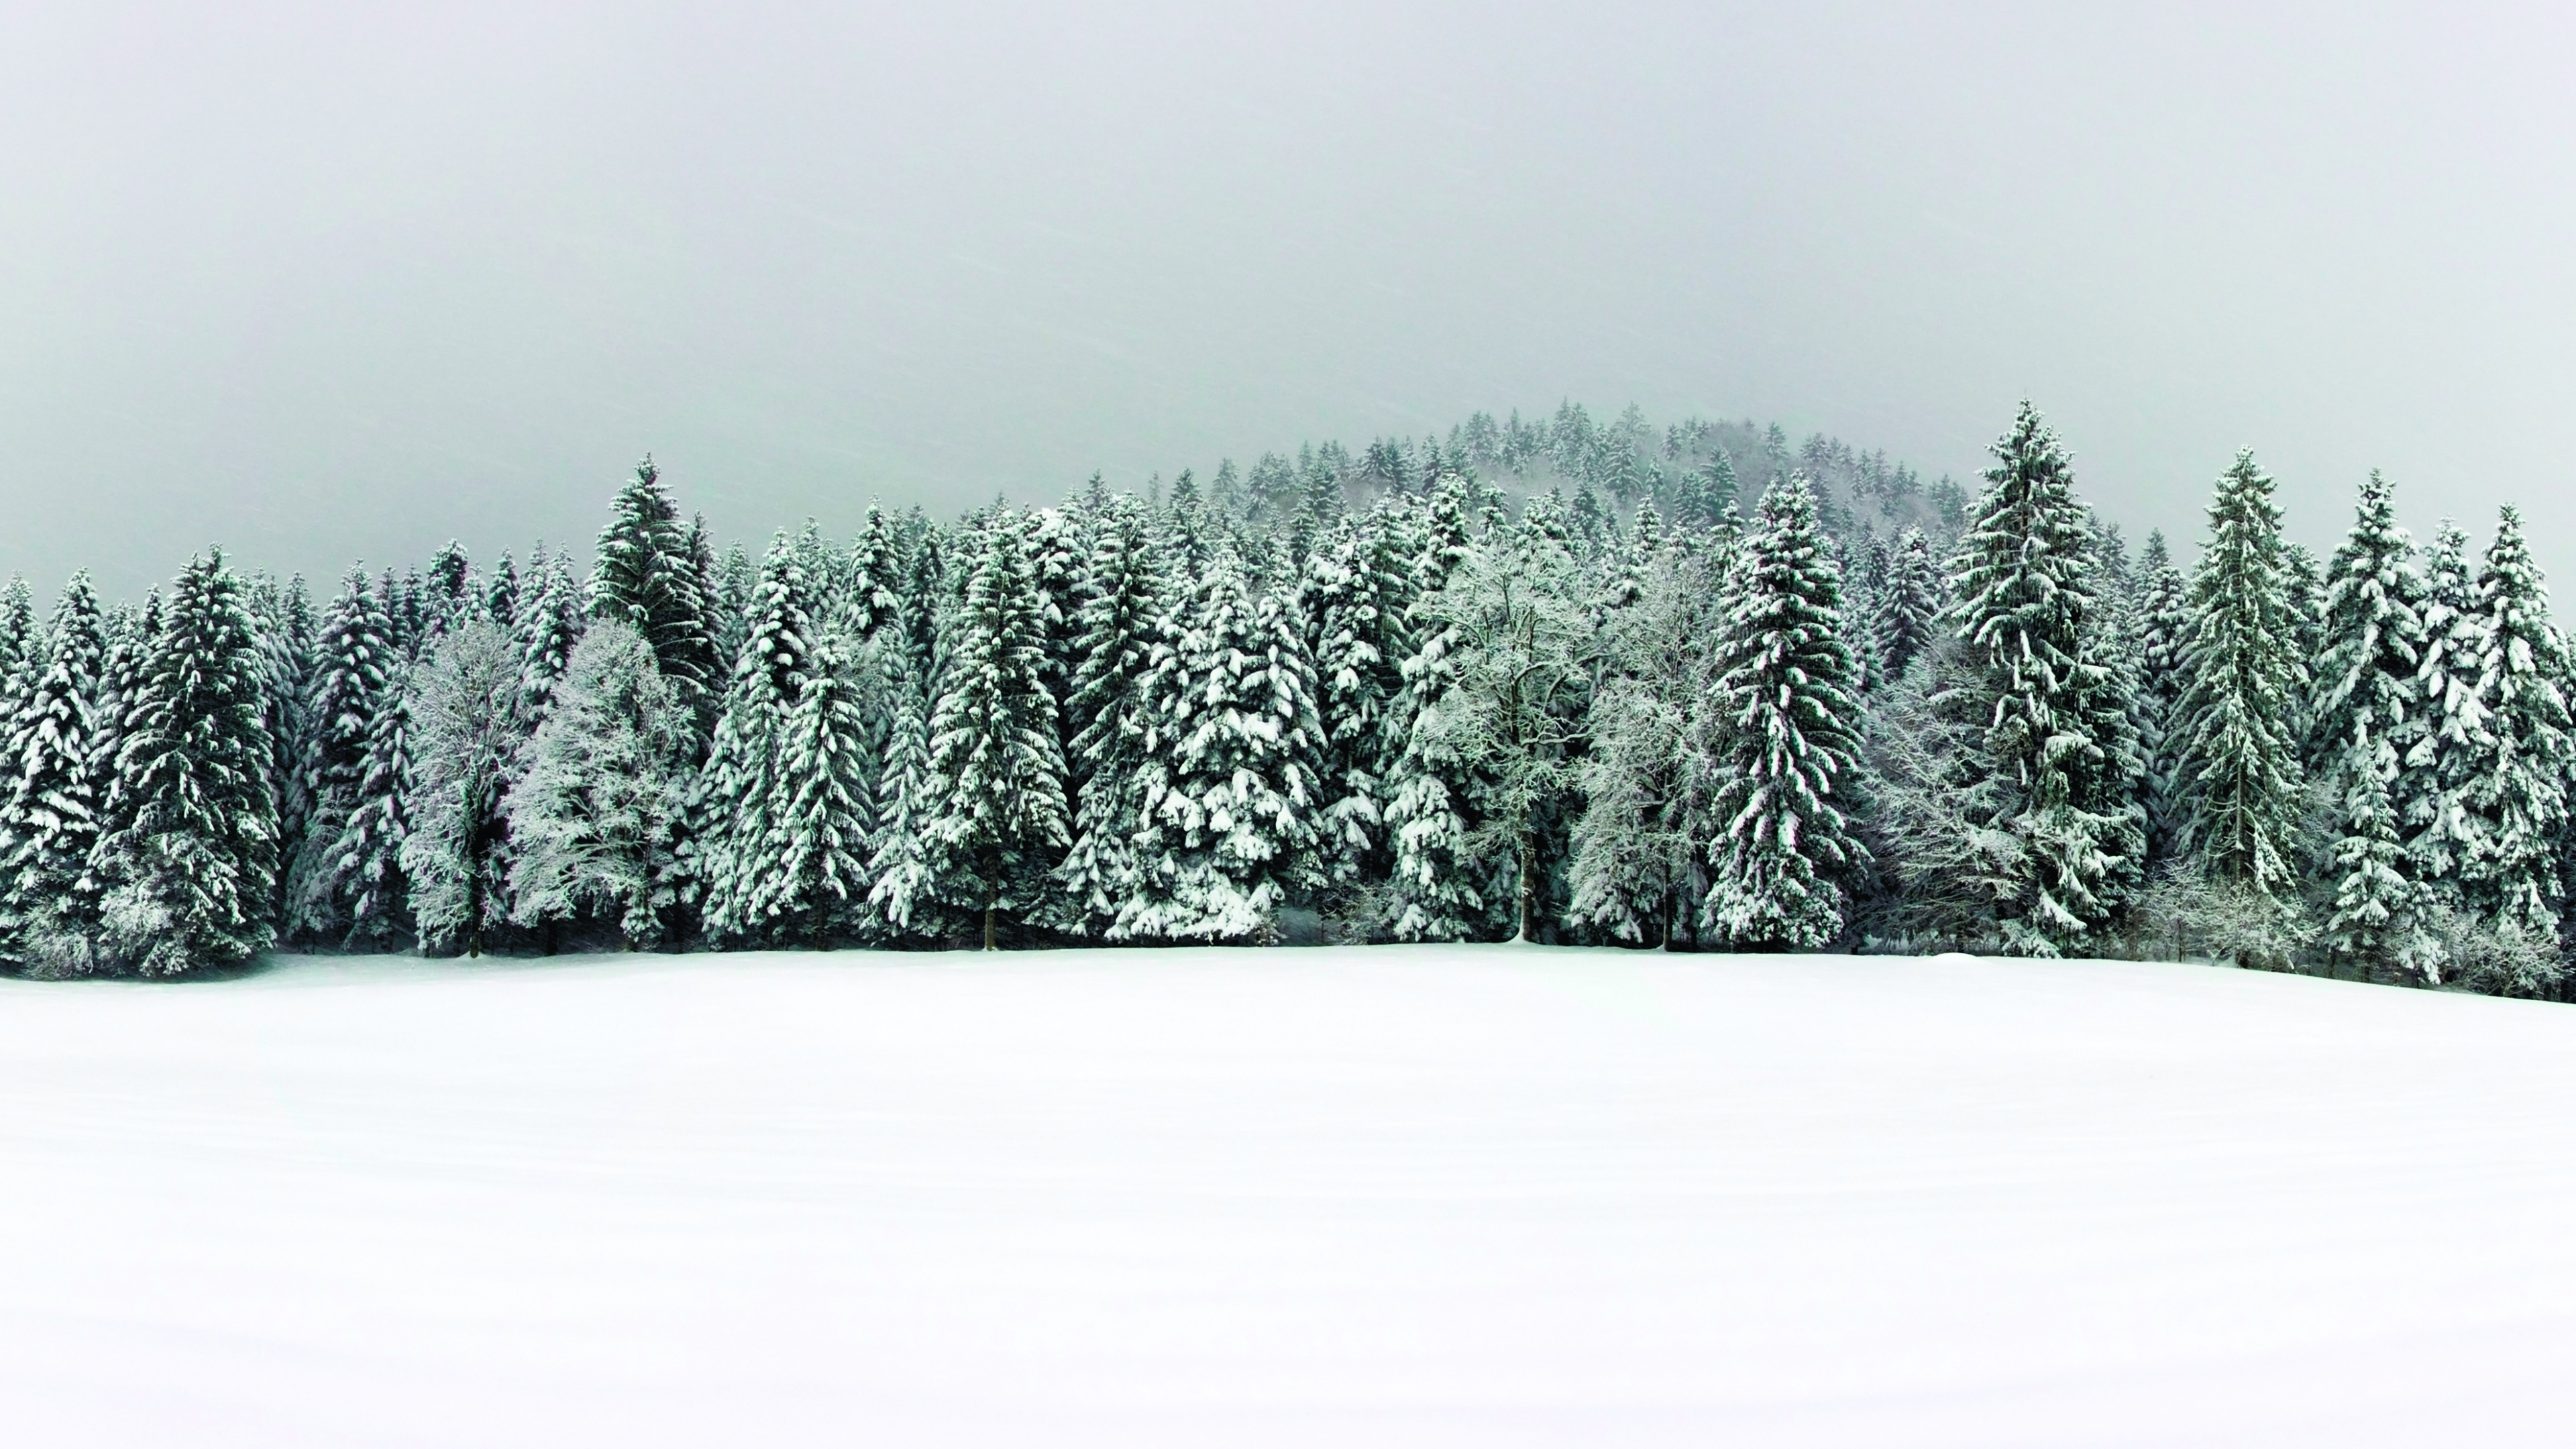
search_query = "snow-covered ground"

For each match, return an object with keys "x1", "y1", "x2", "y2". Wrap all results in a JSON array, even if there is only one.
[{"x1": 5, "y1": 946, "x2": 2576, "y2": 1446}]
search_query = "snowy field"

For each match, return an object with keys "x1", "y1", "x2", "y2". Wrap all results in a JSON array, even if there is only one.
[{"x1": 7, "y1": 947, "x2": 2576, "y2": 1446}]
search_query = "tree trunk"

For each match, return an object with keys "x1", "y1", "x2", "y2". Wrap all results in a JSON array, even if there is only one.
[
  {"x1": 984, "y1": 902, "x2": 997, "y2": 952},
  {"x1": 1515, "y1": 830, "x2": 1537, "y2": 943}
]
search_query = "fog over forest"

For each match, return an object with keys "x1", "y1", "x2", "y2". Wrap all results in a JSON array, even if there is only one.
[{"x1": 7, "y1": 3, "x2": 2575, "y2": 598}]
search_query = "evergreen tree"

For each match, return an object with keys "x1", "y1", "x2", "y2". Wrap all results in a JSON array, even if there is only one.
[
  {"x1": 765, "y1": 642, "x2": 877, "y2": 943},
  {"x1": 515, "y1": 544, "x2": 586, "y2": 729},
  {"x1": 2132, "y1": 532, "x2": 2192, "y2": 868},
  {"x1": 590, "y1": 457, "x2": 720, "y2": 704},
  {"x1": 1055, "y1": 494, "x2": 1169, "y2": 936},
  {"x1": 286, "y1": 568, "x2": 398, "y2": 943},
  {"x1": 504, "y1": 620, "x2": 695, "y2": 949},
  {"x1": 2324, "y1": 753, "x2": 2434, "y2": 975},
  {"x1": 0, "y1": 574, "x2": 109, "y2": 974},
  {"x1": 2408, "y1": 520, "x2": 2483, "y2": 903},
  {"x1": 1303, "y1": 513, "x2": 1413, "y2": 892},
  {"x1": 698, "y1": 529, "x2": 822, "y2": 941},
  {"x1": 924, "y1": 513, "x2": 1069, "y2": 949},
  {"x1": 2457, "y1": 507, "x2": 2572, "y2": 939},
  {"x1": 92, "y1": 550, "x2": 279, "y2": 977},
  {"x1": 2174, "y1": 450, "x2": 2308, "y2": 900},
  {"x1": 329, "y1": 658, "x2": 415, "y2": 947},
  {"x1": 863, "y1": 604, "x2": 946, "y2": 941},
  {"x1": 1121, "y1": 551, "x2": 1325, "y2": 941},
  {"x1": 484, "y1": 551, "x2": 520, "y2": 629},
  {"x1": 1871, "y1": 528, "x2": 1941, "y2": 682},
  {"x1": 1941, "y1": 403, "x2": 2133, "y2": 954},
  {"x1": 1699, "y1": 477, "x2": 1868, "y2": 948},
  {"x1": 401, "y1": 619, "x2": 521, "y2": 956}
]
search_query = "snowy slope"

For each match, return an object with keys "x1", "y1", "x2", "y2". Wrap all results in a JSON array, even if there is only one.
[{"x1": 5, "y1": 946, "x2": 2576, "y2": 1446}]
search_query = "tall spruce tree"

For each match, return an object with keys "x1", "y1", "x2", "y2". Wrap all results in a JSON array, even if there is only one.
[
  {"x1": 924, "y1": 513, "x2": 1069, "y2": 949},
  {"x1": 2458, "y1": 507, "x2": 2572, "y2": 940},
  {"x1": 93, "y1": 550, "x2": 280, "y2": 977},
  {"x1": 863, "y1": 603, "x2": 946, "y2": 941},
  {"x1": 2408, "y1": 520, "x2": 2482, "y2": 904},
  {"x1": 2314, "y1": 472, "x2": 2432, "y2": 969},
  {"x1": 0, "y1": 574, "x2": 110, "y2": 973},
  {"x1": 2131, "y1": 532, "x2": 2192, "y2": 870},
  {"x1": 765, "y1": 642, "x2": 877, "y2": 943},
  {"x1": 1055, "y1": 494, "x2": 1169, "y2": 936},
  {"x1": 590, "y1": 457, "x2": 720, "y2": 704},
  {"x1": 1121, "y1": 550, "x2": 1325, "y2": 941},
  {"x1": 1303, "y1": 513, "x2": 1413, "y2": 892},
  {"x1": 1872, "y1": 528, "x2": 1942, "y2": 682},
  {"x1": 286, "y1": 567, "x2": 398, "y2": 943},
  {"x1": 2174, "y1": 450, "x2": 2308, "y2": 900},
  {"x1": 1699, "y1": 476, "x2": 1868, "y2": 948},
  {"x1": 1941, "y1": 403, "x2": 2133, "y2": 954},
  {"x1": 698, "y1": 529, "x2": 822, "y2": 941}
]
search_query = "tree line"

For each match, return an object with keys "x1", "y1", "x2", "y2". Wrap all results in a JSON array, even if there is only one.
[{"x1": 0, "y1": 401, "x2": 2565, "y2": 995}]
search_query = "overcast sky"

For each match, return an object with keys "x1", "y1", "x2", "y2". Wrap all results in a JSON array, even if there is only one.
[{"x1": 5, "y1": 1, "x2": 2573, "y2": 598}]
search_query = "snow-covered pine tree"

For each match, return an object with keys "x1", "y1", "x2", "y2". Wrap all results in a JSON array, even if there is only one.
[
  {"x1": 2457, "y1": 506, "x2": 2573, "y2": 941},
  {"x1": 504, "y1": 619, "x2": 695, "y2": 949},
  {"x1": 1055, "y1": 494, "x2": 1168, "y2": 937},
  {"x1": 89, "y1": 593, "x2": 159, "y2": 839},
  {"x1": 698, "y1": 529, "x2": 821, "y2": 941},
  {"x1": 1120, "y1": 548, "x2": 1325, "y2": 941},
  {"x1": 285, "y1": 567, "x2": 398, "y2": 943},
  {"x1": 1871, "y1": 528, "x2": 1942, "y2": 682},
  {"x1": 841, "y1": 504, "x2": 904, "y2": 643},
  {"x1": 329, "y1": 657, "x2": 415, "y2": 947},
  {"x1": 1698, "y1": 476, "x2": 1868, "y2": 949},
  {"x1": 764, "y1": 641, "x2": 877, "y2": 943},
  {"x1": 515, "y1": 543, "x2": 586, "y2": 729},
  {"x1": 400, "y1": 619, "x2": 522, "y2": 956},
  {"x1": 923, "y1": 512, "x2": 1069, "y2": 949},
  {"x1": 2311, "y1": 470, "x2": 2430, "y2": 970},
  {"x1": 2406, "y1": 519, "x2": 2482, "y2": 906},
  {"x1": 1303, "y1": 511, "x2": 1413, "y2": 892},
  {"x1": 2174, "y1": 450, "x2": 2308, "y2": 902},
  {"x1": 2131, "y1": 532, "x2": 2192, "y2": 869},
  {"x1": 0, "y1": 574, "x2": 110, "y2": 974},
  {"x1": 1941, "y1": 402, "x2": 2132, "y2": 955},
  {"x1": 863, "y1": 602, "x2": 946, "y2": 942},
  {"x1": 484, "y1": 552, "x2": 519, "y2": 630},
  {"x1": 262, "y1": 574, "x2": 317, "y2": 890},
  {"x1": 2324, "y1": 747, "x2": 2434, "y2": 975},
  {"x1": 91, "y1": 550, "x2": 279, "y2": 977},
  {"x1": 590, "y1": 457, "x2": 720, "y2": 706},
  {"x1": 421, "y1": 541, "x2": 474, "y2": 641}
]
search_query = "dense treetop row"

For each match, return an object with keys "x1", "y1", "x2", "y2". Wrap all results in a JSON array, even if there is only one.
[{"x1": 0, "y1": 400, "x2": 2565, "y2": 995}]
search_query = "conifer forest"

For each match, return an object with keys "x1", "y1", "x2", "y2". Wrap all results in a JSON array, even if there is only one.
[{"x1": 7, "y1": 398, "x2": 2565, "y2": 997}]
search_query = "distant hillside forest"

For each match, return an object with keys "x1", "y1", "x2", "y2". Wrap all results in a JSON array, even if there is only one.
[{"x1": 0, "y1": 397, "x2": 2562, "y2": 1002}]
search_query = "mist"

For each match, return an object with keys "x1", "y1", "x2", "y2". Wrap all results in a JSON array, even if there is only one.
[{"x1": 5, "y1": 1, "x2": 2573, "y2": 598}]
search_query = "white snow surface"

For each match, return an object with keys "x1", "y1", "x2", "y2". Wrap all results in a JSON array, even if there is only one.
[{"x1": 7, "y1": 945, "x2": 2576, "y2": 1446}]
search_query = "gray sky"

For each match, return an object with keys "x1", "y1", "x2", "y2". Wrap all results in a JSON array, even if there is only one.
[{"x1": 5, "y1": 1, "x2": 2574, "y2": 600}]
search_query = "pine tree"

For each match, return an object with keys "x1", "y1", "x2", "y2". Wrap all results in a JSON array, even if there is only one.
[
  {"x1": 924, "y1": 513, "x2": 1069, "y2": 949},
  {"x1": 286, "y1": 567, "x2": 398, "y2": 943},
  {"x1": 1941, "y1": 403, "x2": 2133, "y2": 954},
  {"x1": 1303, "y1": 513, "x2": 1413, "y2": 892},
  {"x1": 262, "y1": 574, "x2": 318, "y2": 886},
  {"x1": 2324, "y1": 754, "x2": 2434, "y2": 975},
  {"x1": 1120, "y1": 550, "x2": 1324, "y2": 941},
  {"x1": 401, "y1": 619, "x2": 522, "y2": 956},
  {"x1": 515, "y1": 544, "x2": 586, "y2": 729},
  {"x1": 504, "y1": 620, "x2": 695, "y2": 949},
  {"x1": 698, "y1": 530, "x2": 822, "y2": 941},
  {"x1": 330, "y1": 658, "x2": 415, "y2": 947},
  {"x1": 765, "y1": 641, "x2": 877, "y2": 943},
  {"x1": 1055, "y1": 494, "x2": 1169, "y2": 936},
  {"x1": 863, "y1": 606, "x2": 946, "y2": 941},
  {"x1": 2457, "y1": 507, "x2": 2572, "y2": 940},
  {"x1": 92, "y1": 550, "x2": 280, "y2": 977},
  {"x1": 2132, "y1": 532, "x2": 2192, "y2": 869},
  {"x1": 1699, "y1": 477, "x2": 1868, "y2": 948},
  {"x1": 0, "y1": 574, "x2": 110, "y2": 974},
  {"x1": 1871, "y1": 528, "x2": 1941, "y2": 682},
  {"x1": 590, "y1": 457, "x2": 720, "y2": 704},
  {"x1": 484, "y1": 552, "x2": 520, "y2": 629},
  {"x1": 2174, "y1": 450, "x2": 2308, "y2": 900},
  {"x1": 2408, "y1": 520, "x2": 2482, "y2": 903}
]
